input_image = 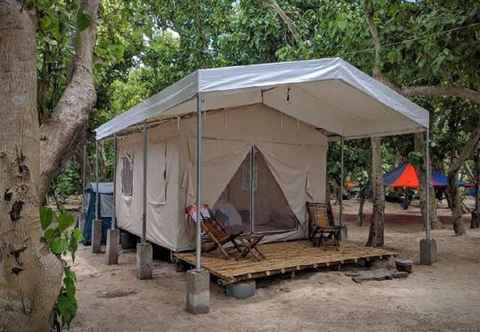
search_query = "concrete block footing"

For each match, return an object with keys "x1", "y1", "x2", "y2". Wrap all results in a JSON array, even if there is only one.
[
  {"x1": 186, "y1": 269, "x2": 210, "y2": 314},
  {"x1": 419, "y1": 238, "x2": 437, "y2": 265},
  {"x1": 105, "y1": 229, "x2": 120, "y2": 265},
  {"x1": 136, "y1": 242, "x2": 153, "y2": 280},
  {"x1": 225, "y1": 280, "x2": 256, "y2": 299},
  {"x1": 91, "y1": 219, "x2": 103, "y2": 253}
]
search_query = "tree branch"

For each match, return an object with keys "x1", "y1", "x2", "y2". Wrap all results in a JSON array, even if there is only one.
[
  {"x1": 402, "y1": 86, "x2": 480, "y2": 105},
  {"x1": 39, "y1": 0, "x2": 99, "y2": 199},
  {"x1": 448, "y1": 127, "x2": 480, "y2": 175},
  {"x1": 363, "y1": 0, "x2": 381, "y2": 80},
  {"x1": 363, "y1": 1, "x2": 480, "y2": 106},
  {"x1": 261, "y1": 0, "x2": 301, "y2": 45}
]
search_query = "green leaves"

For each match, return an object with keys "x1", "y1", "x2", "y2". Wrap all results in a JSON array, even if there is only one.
[
  {"x1": 408, "y1": 151, "x2": 424, "y2": 168},
  {"x1": 77, "y1": 9, "x2": 91, "y2": 31},
  {"x1": 40, "y1": 207, "x2": 82, "y2": 328},
  {"x1": 40, "y1": 207, "x2": 82, "y2": 258},
  {"x1": 51, "y1": 237, "x2": 68, "y2": 255},
  {"x1": 56, "y1": 268, "x2": 78, "y2": 327},
  {"x1": 40, "y1": 207, "x2": 53, "y2": 230},
  {"x1": 58, "y1": 211, "x2": 75, "y2": 231}
]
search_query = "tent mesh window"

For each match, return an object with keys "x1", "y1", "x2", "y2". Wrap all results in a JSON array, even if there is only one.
[
  {"x1": 121, "y1": 154, "x2": 134, "y2": 196},
  {"x1": 213, "y1": 146, "x2": 298, "y2": 235},
  {"x1": 253, "y1": 147, "x2": 298, "y2": 233}
]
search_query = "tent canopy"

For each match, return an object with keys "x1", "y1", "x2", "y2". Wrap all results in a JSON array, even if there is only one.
[
  {"x1": 95, "y1": 58, "x2": 429, "y2": 140},
  {"x1": 383, "y1": 163, "x2": 449, "y2": 188}
]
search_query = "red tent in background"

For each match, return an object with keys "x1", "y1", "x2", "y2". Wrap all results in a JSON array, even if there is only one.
[
  {"x1": 383, "y1": 163, "x2": 451, "y2": 188},
  {"x1": 387, "y1": 163, "x2": 419, "y2": 188}
]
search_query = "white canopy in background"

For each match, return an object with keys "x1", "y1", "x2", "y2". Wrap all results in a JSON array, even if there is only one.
[{"x1": 95, "y1": 57, "x2": 429, "y2": 140}]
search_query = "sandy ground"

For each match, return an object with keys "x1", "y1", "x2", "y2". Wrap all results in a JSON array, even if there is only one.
[{"x1": 71, "y1": 201, "x2": 480, "y2": 332}]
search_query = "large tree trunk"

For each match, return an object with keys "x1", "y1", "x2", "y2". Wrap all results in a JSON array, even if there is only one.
[
  {"x1": 447, "y1": 173, "x2": 465, "y2": 235},
  {"x1": 414, "y1": 133, "x2": 441, "y2": 229},
  {"x1": 447, "y1": 127, "x2": 480, "y2": 235},
  {"x1": 367, "y1": 137, "x2": 384, "y2": 247},
  {"x1": 0, "y1": 2, "x2": 63, "y2": 331},
  {"x1": 39, "y1": 0, "x2": 99, "y2": 200}
]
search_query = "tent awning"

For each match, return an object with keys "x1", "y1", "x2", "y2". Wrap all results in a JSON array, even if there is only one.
[{"x1": 95, "y1": 58, "x2": 429, "y2": 140}]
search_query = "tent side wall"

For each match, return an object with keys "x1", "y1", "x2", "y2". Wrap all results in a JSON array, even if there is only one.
[
  {"x1": 115, "y1": 121, "x2": 185, "y2": 251},
  {"x1": 177, "y1": 103, "x2": 328, "y2": 247}
]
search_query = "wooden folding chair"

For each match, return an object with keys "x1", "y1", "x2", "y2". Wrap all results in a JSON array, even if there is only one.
[
  {"x1": 306, "y1": 202, "x2": 344, "y2": 249},
  {"x1": 186, "y1": 205, "x2": 266, "y2": 260},
  {"x1": 238, "y1": 233, "x2": 265, "y2": 261},
  {"x1": 201, "y1": 214, "x2": 244, "y2": 259}
]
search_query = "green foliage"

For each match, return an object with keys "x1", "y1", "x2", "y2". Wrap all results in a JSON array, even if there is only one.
[
  {"x1": 36, "y1": 0, "x2": 89, "y2": 119},
  {"x1": 52, "y1": 160, "x2": 82, "y2": 201},
  {"x1": 40, "y1": 207, "x2": 82, "y2": 328},
  {"x1": 76, "y1": 9, "x2": 91, "y2": 31},
  {"x1": 41, "y1": 0, "x2": 479, "y2": 190}
]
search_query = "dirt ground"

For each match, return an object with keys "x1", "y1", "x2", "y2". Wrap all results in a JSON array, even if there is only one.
[{"x1": 71, "y1": 201, "x2": 480, "y2": 332}]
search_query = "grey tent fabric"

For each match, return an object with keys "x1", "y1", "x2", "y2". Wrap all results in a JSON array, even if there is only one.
[
  {"x1": 86, "y1": 183, "x2": 113, "y2": 218},
  {"x1": 87, "y1": 182, "x2": 113, "y2": 194},
  {"x1": 95, "y1": 58, "x2": 428, "y2": 141}
]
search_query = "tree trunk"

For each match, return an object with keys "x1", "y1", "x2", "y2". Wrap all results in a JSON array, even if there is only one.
[
  {"x1": 367, "y1": 137, "x2": 384, "y2": 247},
  {"x1": 447, "y1": 173, "x2": 465, "y2": 235},
  {"x1": 447, "y1": 127, "x2": 480, "y2": 235},
  {"x1": 39, "y1": 0, "x2": 99, "y2": 200},
  {"x1": 357, "y1": 192, "x2": 366, "y2": 226},
  {"x1": 414, "y1": 133, "x2": 442, "y2": 229},
  {"x1": 472, "y1": 147, "x2": 480, "y2": 228},
  {"x1": 0, "y1": 2, "x2": 63, "y2": 331}
]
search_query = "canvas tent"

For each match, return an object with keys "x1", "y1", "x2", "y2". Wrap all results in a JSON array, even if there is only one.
[{"x1": 95, "y1": 58, "x2": 430, "y2": 253}]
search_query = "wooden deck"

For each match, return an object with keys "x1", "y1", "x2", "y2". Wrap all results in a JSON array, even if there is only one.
[{"x1": 175, "y1": 240, "x2": 396, "y2": 285}]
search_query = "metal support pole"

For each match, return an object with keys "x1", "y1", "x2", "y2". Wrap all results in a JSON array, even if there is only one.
[
  {"x1": 339, "y1": 137, "x2": 344, "y2": 226},
  {"x1": 425, "y1": 127, "x2": 432, "y2": 241},
  {"x1": 195, "y1": 94, "x2": 203, "y2": 271},
  {"x1": 95, "y1": 141, "x2": 100, "y2": 220},
  {"x1": 142, "y1": 124, "x2": 148, "y2": 243},
  {"x1": 112, "y1": 135, "x2": 117, "y2": 229}
]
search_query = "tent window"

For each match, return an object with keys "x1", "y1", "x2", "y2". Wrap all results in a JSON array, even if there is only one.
[
  {"x1": 148, "y1": 141, "x2": 168, "y2": 204},
  {"x1": 121, "y1": 154, "x2": 134, "y2": 196}
]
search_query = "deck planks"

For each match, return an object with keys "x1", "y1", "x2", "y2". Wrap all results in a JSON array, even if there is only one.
[{"x1": 175, "y1": 240, "x2": 396, "y2": 285}]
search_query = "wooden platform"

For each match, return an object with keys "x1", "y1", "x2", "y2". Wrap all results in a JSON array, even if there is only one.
[{"x1": 175, "y1": 240, "x2": 396, "y2": 285}]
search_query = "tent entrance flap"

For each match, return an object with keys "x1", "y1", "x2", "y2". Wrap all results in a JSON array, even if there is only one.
[{"x1": 212, "y1": 146, "x2": 298, "y2": 235}]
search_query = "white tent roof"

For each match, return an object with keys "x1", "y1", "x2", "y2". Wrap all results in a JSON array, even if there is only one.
[{"x1": 95, "y1": 57, "x2": 428, "y2": 140}]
